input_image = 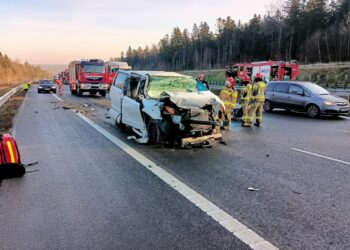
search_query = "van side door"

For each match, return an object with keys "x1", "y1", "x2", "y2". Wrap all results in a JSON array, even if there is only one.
[
  {"x1": 121, "y1": 74, "x2": 145, "y2": 130},
  {"x1": 110, "y1": 72, "x2": 128, "y2": 118}
]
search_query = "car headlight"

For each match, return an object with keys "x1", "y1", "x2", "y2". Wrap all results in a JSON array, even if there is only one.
[
  {"x1": 38, "y1": 86, "x2": 43, "y2": 88},
  {"x1": 324, "y1": 101, "x2": 334, "y2": 106},
  {"x1": 52, "y1": 86, "x2": 56, "y2": 88},
  {"x1": 100, "y1": 84, "x2": 109, "y2": 89},
  {"x1": 80, "y1": 84, "x2": 87, "y2": 88}
]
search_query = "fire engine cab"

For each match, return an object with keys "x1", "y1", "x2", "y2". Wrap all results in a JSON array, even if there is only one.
[
  {"x1": 68, "y1": 59, "x2": 108, "y2": 97},
  {"x1": 105, "y1": 61, "x2": 132, "y2": 85}
]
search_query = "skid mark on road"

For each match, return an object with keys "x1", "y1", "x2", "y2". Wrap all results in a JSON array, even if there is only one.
[{"x1": 291, "y1": 148, "x2": 350, "y2": 166}]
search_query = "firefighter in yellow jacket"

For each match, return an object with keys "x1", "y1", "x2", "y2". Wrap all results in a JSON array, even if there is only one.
[
  {"x1": 219, "y1": 77, "x2": 237, "y2": 126},
  {"x1": 249, "y1": 73, "x2": 266, "y2": 126},
  {"x1": 240, "y1": 75, "x2": 253, "y2": 127}
]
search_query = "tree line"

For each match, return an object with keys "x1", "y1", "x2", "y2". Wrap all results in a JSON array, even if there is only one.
[
  {"x1": 0, "y1": 52, "x2": 50, "y2": 85},
  {"x1": 117, "y1": 0, "x2": 350, "y2": 71}
]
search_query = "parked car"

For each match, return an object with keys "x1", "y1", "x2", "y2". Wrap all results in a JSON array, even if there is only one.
[
  {"x1": 109, "y1": 70, "x2": 224, "y2": 147},
  {"x1": 37, "y1": 80, "x2": 56, "y2": 93},
  {"x1": 264, "y1": 81, "x2": 349, "y2": 118}
]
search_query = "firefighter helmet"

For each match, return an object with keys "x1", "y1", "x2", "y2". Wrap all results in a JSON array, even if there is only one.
[
  {"x1": 241, "y1": 75, "x2": 251, "y2": 83},
  {"x1": 255, "y1": 73, "x2": 263, "y2": 80}
]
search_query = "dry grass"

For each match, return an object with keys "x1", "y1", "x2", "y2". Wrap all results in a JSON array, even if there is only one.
[{"x1": 0, "y1": 91, "x2": 26, "y2": 134}]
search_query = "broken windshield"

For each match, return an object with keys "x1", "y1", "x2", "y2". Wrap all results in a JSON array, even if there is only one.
[{"x1": 147, "y1": 76, "x2": 197, "y2": 99}]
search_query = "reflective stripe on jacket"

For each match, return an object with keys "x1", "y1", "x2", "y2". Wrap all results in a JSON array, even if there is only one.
[
  {"x1": 241, "y1": 83, "x2": 252, "y2": 101},
  {"x1": 252, "y1": 81, "x2": 266, "y2": 102},
  {"x1": 219, "y1": 86, "x2": 237, "y2": 108}
]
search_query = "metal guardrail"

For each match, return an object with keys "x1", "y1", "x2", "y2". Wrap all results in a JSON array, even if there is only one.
[{"x1": 0, "y1": 85, "x2": 23, "y2": 108}]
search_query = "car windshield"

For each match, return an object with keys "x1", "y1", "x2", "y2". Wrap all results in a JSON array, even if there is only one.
[
  {"x1": 41, "y1": 81, "x2": 52, "y2": 85},
  {"x1": 82, "y1": 65, "x2": 105, "y2": 73},
  {"x1": 147, "y1": 76, "x2": 197, "y2": 99},
  {"x1": 304, "y1": 83, "x2": 330, "y2": 95}
]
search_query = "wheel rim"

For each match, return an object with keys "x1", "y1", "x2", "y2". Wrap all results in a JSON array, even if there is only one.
[
  {"x1": 308, "y1": 106, "x2": 318, "y2": 117},
  {"x1": 264, "y1": 102, "x2": 271, "y2": 111}
]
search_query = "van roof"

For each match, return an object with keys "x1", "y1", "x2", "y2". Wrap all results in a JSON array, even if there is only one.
[{"x1": 118, "y1": 70, "x2": 188, "y2": 77}]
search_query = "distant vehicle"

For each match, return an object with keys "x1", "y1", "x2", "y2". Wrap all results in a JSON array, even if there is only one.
[
  {"x1": 60, "y1": 69, "x2": 69, "y2": 85},
  {"x1": 264, "y1": 81, "x2": 350, "y2": 118},
  {"x1": 226, "y1": 60, "x2": 298, "y2": 82},
  {"x1": 109, "y1": 70, "x2": 224, "y2": 147},
  {"x1": 68, "y1": 59, "x2": 108, "y2": 97},
  {"x1": 38, "y1": 80, "x2": 56, "y2": 93},
  {"x1": 105, "y1": 61, "x2": 132, "y2": 86}
]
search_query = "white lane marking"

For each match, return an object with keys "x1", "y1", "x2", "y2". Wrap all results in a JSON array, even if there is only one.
[
  {"x1": 339, "y1": 130, "x2": 350, "y2": 133},
  {"x1": 12, "y1": 91, "x2": 28, "y2": 138},
  {"x1": 71, "y1": 109, "x2": 278, "y2": 250},
  {"x1": 291, "y1": 148, "x2": 350, "y2": 166},
  {"x1": 52, "y1": 94, "x2": 64, "y2": 102}
]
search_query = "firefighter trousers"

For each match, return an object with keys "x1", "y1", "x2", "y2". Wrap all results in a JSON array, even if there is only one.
[
  {"x1": 249, "y1": 101, "x2": 264, "y2": 123},
  {"x1": 241, "y1": 100, "x2": 251, "y2": 126},
  {"x1": 220, "y1": 105, "x2": 232, "y2": 124}
]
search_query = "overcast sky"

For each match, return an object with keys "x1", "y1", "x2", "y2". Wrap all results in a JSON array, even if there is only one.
[{"x1": 0, "y1": 0, "x2": 274, "y2": 64}]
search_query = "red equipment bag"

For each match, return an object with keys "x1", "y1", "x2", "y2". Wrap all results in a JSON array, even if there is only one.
[
  {"x1": 0, "y1": 133, "x2": 25, "y2": 179},
  {"x1": 0, "y1": 133, "x2": 21, "y2": 165}
]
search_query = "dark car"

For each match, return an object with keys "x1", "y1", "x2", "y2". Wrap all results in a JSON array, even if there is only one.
[
  {"x1": 38, "y1": 80, "x2": 56, "y2": 93},
  {"x1": 264, "y1": 81, "x2": 350, "y2": 118}
]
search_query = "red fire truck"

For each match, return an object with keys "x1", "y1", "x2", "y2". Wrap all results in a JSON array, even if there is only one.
[
  {"x1": 104, "y1": 61, "x2": 132, "y2": 85},
  {"x1": 68, "y1": 59, "x2": 108, "y2": 97},
  {"x1": 226, "y1": 60, "x2": 298, "y2": 81}
]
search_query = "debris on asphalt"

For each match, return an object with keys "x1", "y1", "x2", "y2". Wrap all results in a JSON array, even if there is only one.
[
  {"x1": 62, "y1": 106, "x2": 73, "y2": 110},
  {"x1": 35, "y1": 111, "x2": 39, "y2": 113},
  {"x1": 105, "y1": 116, "x2": 111, "y2": 119},
  {"x1": 25, "y1": 170, "x2": 40, "y2": 174},
  {"x1": 219, "y1": 140, "x2": 227, "y2": 145},
  {"x1": 293, "y1": 191, "x2": 301, "y2": 195},
  {"x1": 266, "y1": 154, "x2": 270, "y2": 157},
  {"x1": 248, "y1": 187, "x2": 260, "y2": 191},
  {"x1": 52, "y1": 107, "x2": 60, "y2": 110},
  {"x1": 83, "y1": 103, "x2": 91, "y2": 108},
  {"x1": 50, "y1": 101, "x2": 58, "y2": 104},
  {"x1": 91, "y1": 108, "x2": 95, "y2": 111},
  {"x1": 25, "y1": 161, "x2": 39, "y2": 167}
]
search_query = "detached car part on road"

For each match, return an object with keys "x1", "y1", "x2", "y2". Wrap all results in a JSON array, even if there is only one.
[
  {"x1": 264, "y1": 81, "x2": 350, "y2": 118},
  {"x1": 37, "y1": 80, "x2": 56, "y2": 93},
  {"x1": 109, "y1": 71, "x2": 224, "y2": 147}
]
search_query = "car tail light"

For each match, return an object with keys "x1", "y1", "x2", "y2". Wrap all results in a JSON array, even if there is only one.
[{"x1": 164, "y1": 106, "x2": 176, "y2": 115}]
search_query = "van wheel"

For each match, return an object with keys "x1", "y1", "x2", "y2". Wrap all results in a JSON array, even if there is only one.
[
  {"x1": 148, "y1": 121, "x2": 161, "y2": 144},
  {"x1": 263, "y1": 101, "x2": 273, "y2": 112},
  {"x1": 307, "y1": 104, "x2": 320, "y2": 118}
]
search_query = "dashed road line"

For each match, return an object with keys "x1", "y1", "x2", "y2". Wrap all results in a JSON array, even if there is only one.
[
  {"x1": 53, "y1": 92, "x2": 279, "y2": 249},
  {"x1": 339, "y1": 130, "x2": 350, "y2": 133},
  {"x1": 291, "y1": 148, "x2": 350, "y2": 166}
]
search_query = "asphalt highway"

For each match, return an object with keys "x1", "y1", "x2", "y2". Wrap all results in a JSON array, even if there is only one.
[{"x1": 0, "y1": 85, "x2": 349, "y2": 250}]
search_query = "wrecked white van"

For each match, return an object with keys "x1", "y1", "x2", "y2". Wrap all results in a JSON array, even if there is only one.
[{"x1": 109, "y1": 70, "x2": 224, "y2": 147}]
